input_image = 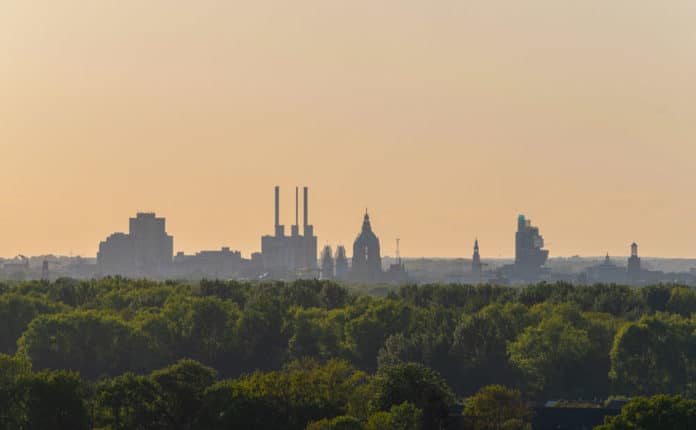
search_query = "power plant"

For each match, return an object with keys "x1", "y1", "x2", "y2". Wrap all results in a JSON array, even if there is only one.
[{"x1": 261, "y1": 186, "x2": 318, "y2": 277}]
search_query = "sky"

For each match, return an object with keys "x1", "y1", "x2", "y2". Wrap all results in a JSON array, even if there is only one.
[{"x1": 1, "y1": 0, "x2": 695, "y2": 259}]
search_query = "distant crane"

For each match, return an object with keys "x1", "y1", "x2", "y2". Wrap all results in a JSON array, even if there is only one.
[{"x1": 15, "y1": 255, "x2": 29, "y2": 269}]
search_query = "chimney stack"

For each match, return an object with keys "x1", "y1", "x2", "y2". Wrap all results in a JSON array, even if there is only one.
[
  {"x1": 274, "y1": 186, "x2": 284, "y2": 237},
  {"x1": 275, "y1": 186, "x2": 280, "y2": 228},
  {"x1": 296, "y1": 187, "x2": 299, "y2": 227},
  {"x1": 304, "y1": 187, "x2": 309, "y2": 227},
  {"x1": 291, "y1": 187, "x2": 300, "y2": 236}
]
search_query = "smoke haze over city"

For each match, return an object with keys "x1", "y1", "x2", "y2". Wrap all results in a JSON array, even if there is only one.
[{"x1": 2, "y1": 1, "x2": 696, "y2": 258}]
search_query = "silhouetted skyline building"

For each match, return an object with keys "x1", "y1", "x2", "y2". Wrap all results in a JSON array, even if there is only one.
[
  {"x1": 173, "y1": 247, "x2": 243, "y2": 279},
  {"x1": 386, "y1": 238, "x2": 408, "y2": 283},
  {"x1": 261, "y1": 186, "x2": 318, "y2": 277},
  {"x1": 98, "y1": 212, "x2": 173, "y2": 278},
  {"x1": 628, "y1": 242, "x2": 641, "y2": 283},
  {"x1": 350, "y1": 212, "x2": 383, "y2": 283},
  {"x1": 335, "y1": 246, "x2": 349, "y2": 280},
  {"x1": 320, "y1": 245, "x2": 334, "y2": 280},
  {"x1": 513, "y1": 214, "x2": 549, "y2": 280},
  {"x1": 584, "y1": 253, "x2": 626, "y2": 284},
  {"x1": 472, "y1": 239, "x2": 482, "y2": 278}
]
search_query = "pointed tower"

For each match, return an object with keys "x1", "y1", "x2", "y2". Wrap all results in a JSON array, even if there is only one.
[
  {"x1": 350, "y1": 212, "x2": 382, "y2": 282},
  {"x1": 472, "y1": 239, "x2": 482, "y2": 278}
]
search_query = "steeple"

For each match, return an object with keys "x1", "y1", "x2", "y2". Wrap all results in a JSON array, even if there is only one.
[
  {"x1": 472, "y1": 238, "x2": 482, "y2": 278},
  {"x1": 362, "y1": 212, "x2": 372, "y2": 233}
]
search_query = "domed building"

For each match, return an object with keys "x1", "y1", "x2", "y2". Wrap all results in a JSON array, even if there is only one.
[{"x1": 350, "y1": 212, "x2": 383, "y2": 283}]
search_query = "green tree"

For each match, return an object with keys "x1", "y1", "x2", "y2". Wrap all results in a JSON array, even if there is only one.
[
  {"x1": 451, "y1": 303, "x2": 531, "y2": 391},
  {"x1": 366, "y1": 402, "x2": 422, "y2": 430},
  {"x1": 18, "y1": 310, "x2": 151, "y2": 379},
  {"x1": 0, "y1": 294, "x2": 64, "y2": 354},
  {"x1": 140, "y1": 296, "x2": 241, "y2": 373},
  {"x1": 96, "y1": 373, "x2": 160, "y2": 430},
  {"x1": 666, "y1": 287, "x2": 696, "y2": 317},
  {"x1": 306, "y1": 415, "x2": 365, "y2": 430},
  {"x1": 0, "y1": 354, "x2": 31, "y2": 430},
  {"x1": 288, "y1": 307, "x2": 331, "y2": 359},
  {"x1": 596, "y1": 395, "x2": 696, "y2": 430},
  {"x1": 203, "y1": 359, "x2": 367, "y2": 430},
  {"x1": 610, "y1": 314, "x2": 696, "y2": 395},
  {"x1": 508, "y1": 305, "x2": 605, "y2": 398},
  {"x1": 345, "y1": 300, "x2": 412, "y2": 370},
  {"x1": 463, "y1": 385, "x2": 532, "y2": 430},
  {"x1": 149, "y1": 359, "x2": 218, "y2": 430},
  {"x1": 372, "y1": 363, "x2": 454, "y2": 430},
  {"x1": 19, "y1": 370, "x2": 90, "y2": 430}
]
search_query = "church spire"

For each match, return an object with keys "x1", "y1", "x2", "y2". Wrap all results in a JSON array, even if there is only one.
[{"x1": 472, "y1": 238, "x2": 482, "y2": 278}]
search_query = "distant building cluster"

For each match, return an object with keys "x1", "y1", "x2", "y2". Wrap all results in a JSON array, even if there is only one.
[
  {"x1": 468, "y1": 216, "x2": 693, "y2": 286},
  {"x1": 89, "y1": 186, "x2": 409, "y2": 283},
  {"x1": 4, "y1": 188, "x2": 696, "y2": 285}
]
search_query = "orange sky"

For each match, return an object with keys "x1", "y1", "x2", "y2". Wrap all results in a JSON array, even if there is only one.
[{"x1": 1, "y1": 1, "x2": 695, "y2": 258}]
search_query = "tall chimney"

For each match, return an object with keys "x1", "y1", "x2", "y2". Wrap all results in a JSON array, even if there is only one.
[
  {"x1": 274, "y1": 186, "x2": 285, "y2": 237},
  {"x1": 291, "y1": 187, "x2": 300, "y2": 236},
  {"x1": 275, "y1": 186, "x2": 280, "y2": 228},
  {"x1": 304, "y1": 187, "x2": 309, "y2": 227},
  {"x1": 296, "y1": 187, "x2": 299, "y2": 227}
]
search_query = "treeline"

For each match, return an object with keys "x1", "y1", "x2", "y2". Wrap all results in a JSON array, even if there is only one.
[
  {"x1": 3, "y1": 279, "x2": 696, "y2": 428},
  {"x1": 1, "y1": 355, "x2": 451, "y2": 430}
]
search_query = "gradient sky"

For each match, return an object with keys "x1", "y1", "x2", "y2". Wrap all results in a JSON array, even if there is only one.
[{"x1": 1, "y1": 1, "x2": 695, "y2": 258}]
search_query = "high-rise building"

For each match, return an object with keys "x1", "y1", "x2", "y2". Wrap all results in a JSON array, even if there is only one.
[
  {"x1": 320, "y1": 245, "x2": 335, "y2": 280},
  {"x1": 514, "y1": 214, "x2": 549, "y2": 279},
  {"x1": 627, "y1": 242, "x2": 642, "y2": 283},
  {"x1": 98, "y1": 212, "x2": 173, "y2": 277},
  {"x1": 261, "y1": 186, "x2": 318, "y2": 277},
  {"x1": 350, "y1": 212, "x2": 383, "y2": 283}
]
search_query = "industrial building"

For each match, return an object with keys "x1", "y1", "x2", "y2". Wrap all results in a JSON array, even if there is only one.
[{"x1": 261, "y1": 186, "x2": 318, "y2": 278}]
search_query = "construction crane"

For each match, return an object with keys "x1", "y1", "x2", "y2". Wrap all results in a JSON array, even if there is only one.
[{"x1": 13, "y1": 255, "x2": 29, "y2": 269}]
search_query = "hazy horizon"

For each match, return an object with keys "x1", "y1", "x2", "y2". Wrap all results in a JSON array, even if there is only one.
[{"x1": 2, "y1": 1, "x2": 695, "y2": 258}]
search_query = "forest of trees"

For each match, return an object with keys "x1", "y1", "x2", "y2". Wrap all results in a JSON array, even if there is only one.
[{"x1": 3, "y1": 278, "x2": 696, "y2": 429}]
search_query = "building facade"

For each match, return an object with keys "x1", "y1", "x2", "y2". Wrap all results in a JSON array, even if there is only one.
[{"x1": 98, "y1": 213, "x2": 173, "y2": 278}]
